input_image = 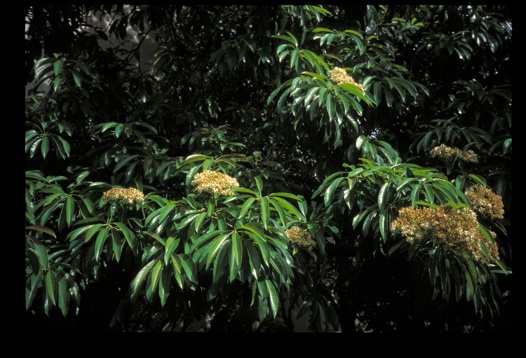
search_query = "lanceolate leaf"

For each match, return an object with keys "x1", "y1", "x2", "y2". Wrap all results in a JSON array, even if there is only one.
[
  {"x1": 26, "y1": 270, "x2": 43, "y2": 310},
  {"x1": 206, "y1": 233, "x2": 231, "y2": 267},
  {"x1": 94, "y1": 228, "x2": 109, "y2": 261},
  {"x1": 45, "y1": 270, "x2": 57, "y2": 305},
  {"x1": 130, "y1": 260, "x2": 157, "y2": 301},
  {"x1": 265, "y1": 280, "x2": 279, "y2": 318},
  {"x1": 57, "y1": 277, "x2": 69, "y2": 316}
]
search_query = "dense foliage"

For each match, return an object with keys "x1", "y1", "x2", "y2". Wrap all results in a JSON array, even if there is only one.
[{"x1": 25, "y1": 4, "x2": 512, "y2": 332}]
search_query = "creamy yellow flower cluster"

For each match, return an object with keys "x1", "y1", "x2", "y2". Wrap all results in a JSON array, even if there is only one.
[
  {"x1": 329, "y1": 67, "x2": 365, "y2": 92},
  {"x1": 391, "y1": 205, "x2": 499, "y2": 263},
  {"x1": 191, "y1": 170, "x2": 240, "y2": 196},
  {"x1": 466, "y1": 184, "x2": 504, "y2": 220},
  {"x1": 430, "y1": 144, "x2": 479, "y2": 163},
  {"x1": 285, "y1": 227, "x2": 316, "y2": 251},
  {"x1": 102, "y1": 187, "x2": 145, "y2": 205}
]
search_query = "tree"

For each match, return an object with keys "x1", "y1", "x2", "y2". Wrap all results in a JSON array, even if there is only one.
[{"x1": 25, "y1": 4, "x2": 511, "y2": 332}]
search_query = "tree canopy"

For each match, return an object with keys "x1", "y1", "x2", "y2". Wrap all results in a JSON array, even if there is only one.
[{"x1": 25, "y1": 4, "x2": 512, "y2": 332}]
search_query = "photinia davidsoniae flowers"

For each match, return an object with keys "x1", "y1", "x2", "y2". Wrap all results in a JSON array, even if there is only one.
[
  {"x1": 391, "y1": 204, "x2": 499, "y2": 263},
  {"x1": 429, "y1": 144, "x2": 479, "y2": 164},
  {"x1": 286, "y1": 227, "x2": 316, "y2": 251},
  {"x1": 102, "y1": 187, "x2": 145, "y2": 207},
  {"x1": 329, "y1": 67, "x2": 365, "y2": 93},
  {"x1": 102, "y1": 187, "x2": 145, "y2": 204},
  {"x1": 191, "y1": 170, "x2": 240, "y2": 196},
  {"x1": 465, "y1": 184, "x2": 504, "y2": 221}
]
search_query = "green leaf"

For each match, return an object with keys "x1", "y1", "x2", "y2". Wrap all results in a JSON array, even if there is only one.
[
  {"x1": 265, "y1": 280, "x2": 279, "y2": 318},
  {"x1": 65, "y1": 196, "x2": 74, "y2": 227},
  {"x1": 159, "y1": 268, "x2": 171, "y2": 306},
  {"x1": 146, "y1": 260, "x2": 163, "y2": 300},
  {"x1": 254, "y1": 176, "x2": 264, "y2": 196},
  {"x1": 130, "y1": 260, "x2": 157, "y2": 301},
  {"x1": 26, "y1": 270, "x2": 43, "y2": 310},
  {"x1": 164, "y1": 236, "x2": 179, "y2": 265},
  {"x1": 229, "y1": 233, "x2": 241, "y2": 282},
  {"x1": 57, "y1": 277, "x2": 69, "y2": 316},
  {"x1": 85, "y1": 223, "x2": 103, "y2": 243},
  {"x1": 53, "y1": 59, "x2": 63, "y2": 75},
  {"x1": 180, "y1": 256, "x2": 197, "y2": 283},
  {"x1": 378, "y1": 182, "x2": 392, "y2": 211},
  {"x1": 206, "y1": 233, "x2": 231, "y2": 267},
  {"x1": 52, "y1": 77, "x2": 62, "y2": 92},
  {"x1": 244, "y1": 240, "x2": 262, "y2": 279},
  {"x1": 231, "y1": 231, "x2": 242, "y2": 268},
  {"x1": 260, "y1": 197, "x2": 270, "y2": 230},
  {"x1": 41, "y1": 136, "x2": 49, "y2": 159},
  {"x1": 269, "y1": 197, "x2": 302, "y2": 219},
  {"x1": 238, "y1": 197, "x2": 256, "y2": 220},
  {"x1": 379, "y1": 212, "x2": 389, "y2": 243},
  {"x1": 114, "y1": 222, "x2": 136, "y2": 248},
  {"x1": 241, "y1": 224, "x2": 269, "y2": 265},
  {"x1": 111, "y1": 230, "x2": 122, "y2": 262},
  {"x1": 45, "y1": 270, "x2": 57, "y2": 305},
  {"x1": 94, "y1": 228, "x2": 109, "y2": 262},
  {"x1": 171, "y1": 256, "x2": 184, "y2": 289},
  {"x1": 324, "y1": 177, "x2": 344, "y2": 206},
  {"x1": 71, "y1": 69, "x2": 82, "y2": 88}
]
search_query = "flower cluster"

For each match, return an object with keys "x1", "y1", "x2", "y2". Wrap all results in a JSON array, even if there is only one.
[
  {"x1": 465, "y1": 184, "x2": 504, "y2": 220},
  {"x1": 391, "y1": 204, "x2": 499, "y2": 263},
  {"x1": 191, "y1": 170, "x2": 240, "y2": 196},
  {"x1": 102, "y1": 187, "x2": 144, "y2": 205},
  {"x1": 329, "y1": 67, "x2": 365, "y2": 92},
  {"x1": 285, "y1": 227, "x2": 316, "y2": 251},
  {"x1": 429, "y1": 144, "x2": 479, "y2": 163}
]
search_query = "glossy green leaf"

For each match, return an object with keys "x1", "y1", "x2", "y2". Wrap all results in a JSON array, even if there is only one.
[
  {"x1": 244, "y1": 240, "x2": 262, "y2": 279},
  {"x1": 45, "y1": 270, "x2": 57, "y2": 305},
  {"x1": 324, "y1": 176, "x2": 344, "y2": 206},
  {"x1": 269, "y1": 197, "x2": 302, "y2": 219},
  {"x1": 41, "y1": 136, "x2": 49, "y2": 159},
  {"x1": 57, "y1": 277, "x2": 69, "y2": 316},
  {"x1": 159, "y1": 268, "x2": 171, "y2": 306},
  {"x1": 180, "y1": 256, "x2": 197, "y2": 283},
  {"x1": 238, "y1": 197, "x2": 256, "y2": 220},
  {"x1": 114, "y1": 222, "x2": 136, "y2": 248},
  {"x1": 65, "y1": 196, "x2": 74, "y2": 227},
  {"x1": 206, "y1": 233, "x2": 231, "y2": 267},
  {"x1": 379, "y1": 212, "x2": 389, "y2": 243},
  {"x1": 52, "y1": 77, "x2": 62, "y2": 92},
  {"x1": 265, "y1": 280, "x2": 279, "y2": 318},
  {"x1": 260, "y1": 197, "x2": 269, "y2": 230},
  {"x1": 85, "y1": 223, "x2": 103, "y2": 243},
  {"x1": 26, "y1": 270, "x2": 43, "y2": 310},
  {"x1": 94, "y1": 228, "x2": 109, "y2": 262},
  {"x1": 130, "y1": 260, "x2": 156, "y2": 301},
  {"x1": 164, "y1": 237, "x2": 179, "y2": 265},
  {"x1": 111, "y1": 230, "x2": 122, "y2": 262},
  {"x1": 71, "y1": 69, "x2": 82, "y2": 88},
  {"x1": 147, "y1": 260, "x2": 163, "y2": 300},
  {"x1": 229, "y1": 234, "x2": 241, "y2": 282},
  {"x1": 171, "y1": 256, "x2": 184, "y2": 289},
  {"x1": 378, "y1": 182, "x2": 392, "y2": 211},
  {"x1": 231, "y1": 231, "x2": 242, "y2": 268},
  {"x1": 207, "y1": 272, "x2": 227, "y2": 301}
]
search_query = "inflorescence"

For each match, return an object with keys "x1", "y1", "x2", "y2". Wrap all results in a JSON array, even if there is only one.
[
  {"x1": 329, "y1": 67, "x2": 365, "y2": 92},
  {"x1": 102, "y1": 187, "x2": 145, "y2": 206},
  {"x1": 465, "y1": 184, "x2": 505, "y2": 220},
  {"x1": 191, "y1": 170, "x2": 240, "y2": 196},
  {"x1": 285, "y1": 227, "x2": 316, "y2": 251},
  {"x1": 391, "y1": 204, "x2": 499, "y2": 263},
  {"x1": 429, "y1": 144, "x2": 479, "y2": 163}
]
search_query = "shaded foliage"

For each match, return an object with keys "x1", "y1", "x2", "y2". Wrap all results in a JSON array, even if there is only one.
[{"x1": 25, "y1": 4, "x2": 511, "y2": 332}]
